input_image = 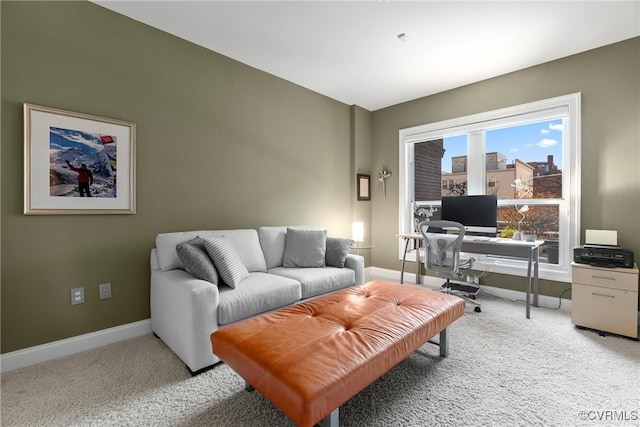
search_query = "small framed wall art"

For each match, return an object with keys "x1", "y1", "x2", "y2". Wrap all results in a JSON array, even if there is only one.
[
  {"x1": 24, "y1": 103, "x2": 136, "y2": 214},
  {"x1": 357, "y1": 173, "x2": 371, "y2": 201}
]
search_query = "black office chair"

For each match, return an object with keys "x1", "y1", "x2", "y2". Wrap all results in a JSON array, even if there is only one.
[{"x1": 418, "y1": 220, "x2": 482, "y2": 313}]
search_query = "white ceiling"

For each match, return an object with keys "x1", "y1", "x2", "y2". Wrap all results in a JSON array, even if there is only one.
[{"x1": 93, "y1": 1, "x2": 640, "y2": 111}]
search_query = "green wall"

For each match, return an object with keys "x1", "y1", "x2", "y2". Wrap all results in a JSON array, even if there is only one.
[
  {"x1": 2, "y1": 1, "x2": 638, "y2": 354},
  {"x1": 351, "y1": 105, "x2": 373, "y2": 265},
  {"x1": 1, "y1": 1, "x2": 356, "y2": 353},
  {"x1": 370, "y1": 37, "x2": 640, "y2": 296}
]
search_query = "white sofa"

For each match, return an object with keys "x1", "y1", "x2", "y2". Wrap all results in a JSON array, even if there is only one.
[{"x1": 150, "y1": 226, "x2": 365, "y2": 374}]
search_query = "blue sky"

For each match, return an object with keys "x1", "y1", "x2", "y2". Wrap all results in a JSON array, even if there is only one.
[{"x1": 441, "y1": 119, "x2": 564, "y2": 173}]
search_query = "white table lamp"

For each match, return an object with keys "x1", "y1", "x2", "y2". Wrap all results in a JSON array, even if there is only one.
[{"x1": 352, "y1": 221, "x2": 364, "y2": 243}]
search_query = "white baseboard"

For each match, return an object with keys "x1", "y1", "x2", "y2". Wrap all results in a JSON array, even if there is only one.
[
  {"x1": 1, "y1": 319, "x2": 152, "y2": 373},
  {"x1": 366, "y1": 266, "x2": 572, "y2": 311},
  {"x1": 1, "y1": 267, "x2": 571, "y2": 373}
]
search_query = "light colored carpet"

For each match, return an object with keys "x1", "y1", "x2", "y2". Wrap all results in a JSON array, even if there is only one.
[{"x1": 2, "y1": 293, "x2": 639, "y2": 427}]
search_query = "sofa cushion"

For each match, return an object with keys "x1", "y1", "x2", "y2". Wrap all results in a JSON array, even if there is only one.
[
  {"x1": 176, "y1": 237, "x2": 219, "y2": 285},
  {"x1": 156, "y1": 231, "x2": 208, "y2": 271},
  {"x1": 325, "y1": 237, "x2": 354, "y2": 268},
  {"x1": 204, "y1": 237, "x2": 249, "y2": 288},
  {"x1": 221, "y1": 230, "x2": 268, "y2": 273},
  {"x1": 283, "y1": 228, "x2": 327, "y2": 268},
  {"x1": 155, "y1": 229, "x2": 267, "y2": 272},
  {"x1": 217, "y1": 272, "x2": 302, "y2": 325},
  {"x1": 258, "y1": 226, "x2": 288, "y2": 269},
  {"x1": 268, "y1": 266, "x2": 355, "y2": 299},
  {"x1": 259, "y1": 226, "x2": 325, "y2": 269}
]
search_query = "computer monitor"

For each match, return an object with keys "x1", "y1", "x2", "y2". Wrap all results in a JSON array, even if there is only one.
[{"x1": 440, "y1": 195, "x2": 498, "y2": 236}]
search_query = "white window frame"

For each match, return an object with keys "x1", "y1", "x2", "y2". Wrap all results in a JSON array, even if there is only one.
[{"x1": 399, "y1": 93, "x2": 581, "y2": 282}]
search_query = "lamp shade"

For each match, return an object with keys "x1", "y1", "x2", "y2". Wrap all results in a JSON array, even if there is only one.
[{"x1": 352, "y1": 221, "x2": 364, "y2": 243}]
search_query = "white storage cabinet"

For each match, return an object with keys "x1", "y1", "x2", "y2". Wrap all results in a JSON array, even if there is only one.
[{"x1": 571, "y1": 262, "x2": 639, "y2": 339}]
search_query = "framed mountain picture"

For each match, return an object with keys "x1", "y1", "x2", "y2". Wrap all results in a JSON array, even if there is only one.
[{"x1": 24, "y1": 103, "x2": 136, "y2": 214}]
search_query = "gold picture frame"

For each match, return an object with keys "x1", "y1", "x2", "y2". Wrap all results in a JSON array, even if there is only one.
[{"x1": 24, "y1": 103, "x2": 136, "y2": 215}]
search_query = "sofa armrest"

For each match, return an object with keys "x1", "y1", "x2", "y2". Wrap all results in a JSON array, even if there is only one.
[
  {"x1": 151, "y1": 267, "x2": 221, "y2": 373},
  {"x1": 345, "y1": 254, "x2": 365, "y2": 285}
]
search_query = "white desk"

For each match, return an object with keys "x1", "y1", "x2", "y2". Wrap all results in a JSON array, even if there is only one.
[{"x1": 398, "y1": 233, "x2": 542, "y2": 319}]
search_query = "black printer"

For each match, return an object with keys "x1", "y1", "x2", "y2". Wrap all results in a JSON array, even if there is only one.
[{"x1": 573, "y1": 245, "x2": 634, "y2": 268}]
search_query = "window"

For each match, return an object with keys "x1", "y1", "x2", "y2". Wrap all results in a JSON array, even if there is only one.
[{"x1": 399, "y1": 94, "x2": 580, "y2": 282}]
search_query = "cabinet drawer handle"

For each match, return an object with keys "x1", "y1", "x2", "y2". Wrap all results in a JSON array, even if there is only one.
[
  {"x1": 592, "y1": 292, "x2": 615, "y2": 298},
  {"x1": 592, "y1": 275, "x2": 615, "y2": 281}
]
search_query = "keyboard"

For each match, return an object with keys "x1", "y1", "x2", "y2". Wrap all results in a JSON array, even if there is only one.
[{"x1": 466, "y1": 236, "x2": 499, "y2": 242}]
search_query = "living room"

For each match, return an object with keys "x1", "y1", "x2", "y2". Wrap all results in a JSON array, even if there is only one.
[{"x1": 2, "y1": 1, "x2": 639, "y2": 425}]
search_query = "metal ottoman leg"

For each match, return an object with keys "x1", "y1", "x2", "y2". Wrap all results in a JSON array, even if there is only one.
[
  {"x1": 439, "y1": 328, "x2": 449, "y2": 357},
  {"x1": 318, "y1": 408, "x2": 339, "y2": 427}
]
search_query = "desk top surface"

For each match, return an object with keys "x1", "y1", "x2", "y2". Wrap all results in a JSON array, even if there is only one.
[{"x1": 398, "y1": 232, "x2": 544, "y2": 247}]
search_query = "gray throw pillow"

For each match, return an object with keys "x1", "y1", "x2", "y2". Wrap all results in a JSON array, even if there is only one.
[
  {"x1": 203, "y1": 237, "x2": 249, "y2": 288},
  {"x1": 175, "y1": 237, "x2": 219, "y2": 285},
  {"x1": 325, "y1": 237, "x2": 354, "y2": 268},
  {"x1": 283, "y1": 228, "x2": 327, "y2": 268}
]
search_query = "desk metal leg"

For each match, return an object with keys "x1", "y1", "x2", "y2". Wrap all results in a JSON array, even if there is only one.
[
  {"x1": 400, "y1": 238, "x2": 410, "y2": 284},
  {"x1": 526, "y1": 248, "x2": 533, "y2": 319},
  {"x1": 525, "y1": 246, "x2": 541, "y2": 320},
  {"x1": 533, "y1": 246, "x2": 539, "y2": 307},
  {"x1": 400, "y1": 237, "x2": 422, "y2": 285},
  {"x1": 415, "y1": 238, "x2": 421, "y2": 285}
]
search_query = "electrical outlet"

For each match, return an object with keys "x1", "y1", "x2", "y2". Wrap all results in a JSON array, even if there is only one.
[
  {"x1": 99, "y1": 282, "x2": 112, "y2": 300},
  {"x1": 71, "y1": 287, "x2": 85, "y2": 305}
]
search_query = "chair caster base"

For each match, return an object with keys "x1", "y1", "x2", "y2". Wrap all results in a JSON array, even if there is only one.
[{"x1": 474, "y1": 307, "x2": 482, "y2": 313}]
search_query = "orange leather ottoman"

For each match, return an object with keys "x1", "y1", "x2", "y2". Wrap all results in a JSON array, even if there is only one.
[{"x1": 210, "y1": 280, "x2": 465, "y2": 427}]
